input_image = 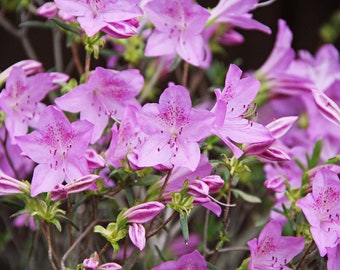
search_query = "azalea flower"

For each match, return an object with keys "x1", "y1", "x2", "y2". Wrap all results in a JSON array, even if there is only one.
[
  {"x1": 15, "y1": 106, "x2": 94, "y2": 196},
  {"x1": 105, "y1": 106, "x2": 146, "y2": 168},
  {"x1": 296, "y1": 169, "x2": 340, "y2": 256},
  {"x1": 144, "y1": 0, "x2": 210, "y2": 67},
  {"x1": 0, "y1": 67, "x2": 55, "y2": 143},
  {"x1": 55, "y1": 67, "x2": 144, "y2": 143},
  {"x1": 211, "y1": 64, "x2": 274, "y2": 158},
  {"x1": 248, "y1": 219, "x2": 305, "y2": 269},
  {"x1": 151, "y1": 249, "x2": 208, "y2": 270},
  {"x1": 54, "y1": 0, "x2": 142, "y2": 37},
  {"x1": 134, "y1": 84, "x2": 215, "y2": 171}
]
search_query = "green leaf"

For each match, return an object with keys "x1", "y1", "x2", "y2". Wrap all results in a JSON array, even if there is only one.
[
  {"x1": 169, "y1": 56, "x2": 182, "y2": 72},
  {"x1": 232, "y1": 189, "x2": 261, "y2": 203},
  {"x1": 308, "y1": 139, "x2": 322, "y2": 168},
  {"x1": 236, "y1": 257, "x2": 250, "y2": 270},
  {"x1": 179, "y1": 213, "x2": 189, "y2": 245},
  {"x1": 207, "y1": 262, "x2": 218, "y2": 270},
  {"x1": 51, "y1": 18, "x2": 79, "y2": 34}
]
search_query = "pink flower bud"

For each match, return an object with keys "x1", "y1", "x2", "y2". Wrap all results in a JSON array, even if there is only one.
[
  {"x1": 123, "y1": 201, "x2": 165, "y2": 224},
  {"x1": 128, "y1": 223, "x2": 146, "y2": 250},
  {"x1": 0, "y1": 60, "x2": 42, "y2": 84},
  {"x1": 0, "y1": 171, "x2": 29, "y2": 195},
  {"x1": 102, "y1": 19, "x2": 139, "y2": 39},
  {"x1": 97, "y1": 263, "x2": 122, "y2": 270},
  {"x1": 50, "y1": 184, "x2": 68, "y2": 201},
  {"x1": 200, "y1": 175, "x2": 224, "y2": 193},
  {"x1": 85, "y1": 149, "x2": 105, "y2": 169},
  {"x1": 49, "y1": 72, "x2": 69, "y2": 84},
  {"x1": 36, "y1": 2, "x2": 58, "y2": 19},
  {"x1": 50, "y1": 175, "x2": 99, "y2": 201},
  {"x1": 187, "y1": 180, "x2": 210, "y2": 204},
  {"x1": 83, "y1": 257, "x2": 99, "y2": 270}
]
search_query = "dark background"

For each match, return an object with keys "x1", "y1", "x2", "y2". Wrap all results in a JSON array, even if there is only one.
[{"x1": 1, "y1": 0, "x2": 340, "y2": 72}]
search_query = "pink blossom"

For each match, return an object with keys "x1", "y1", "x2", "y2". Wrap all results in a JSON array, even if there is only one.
[
  {"x1": 0, "y1": 67, "x2": 55, "y2": 143},
  {"x1": 55, "y1": 67, "x2": 144, "y2": 143},
  {"x1": 54, "y1": 0, "x2": 142, "y2": 37},
  {"x1": 211, "y1": 64, "x2": 273, "y2": 158},
  {"x1": 151, "y1": 250, "x2": 208, "y2": 270},
  {"x1": 248, "y1": 220, "x2": 305, "y2": 269},
  {"x1": 209, "y1": 0, "x2": 271, "y2": 34},
  {"x1": 296, "y1": 169, "x2": 340, "y2": 256},
  {"x1": 144, "y1": 0, "x2": 210, "y2": 67},
  {"x1": 15, "y1": 106, "x2": 94, "y2": 196},
  {"x1": 83, "y1": 257, "x2": 99, "y2": 270}
]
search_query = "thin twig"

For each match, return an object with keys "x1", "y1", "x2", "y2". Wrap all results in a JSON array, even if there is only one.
[
  {"x1": 42, "y1": 223, "x2": 60, "y2": 270},
  {"x1": 206, "y1": 246, "x2": 249, "y2": 255},
  {"x1": 122, "y1": 248, "x2": 141, "y2": 270},
  {"x1": 84, "y1": 53, "x2": 91, "y2": 82},
  {"x1": 296, "y1": 241, "x2": 315, "y2": 270},
  {"x1": 53, "y1": 29, "x2": 63, "y2": 72},
  {"x1": 146, "y1": 211, "x2": 176, "y2": 238},
  {"x1": 0, "y1": 11, "x2": 20, "y2": 38},
  {"x1": 71, "y1": 43, "x2": 84, "y2": 75},
  {"x1": 138, "y1": 58, "x2": 165, "y2": 103},
  {"x1": 61, "y1": 219, "x2": 104, "y2": 269},
  {"x1": 181, "y1": 61, "x2": 189, "y2": 87}
]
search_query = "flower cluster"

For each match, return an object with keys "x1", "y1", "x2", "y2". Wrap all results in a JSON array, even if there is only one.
[{"x1": 0, "y1": 0, "x2": 340, "y2": 269}]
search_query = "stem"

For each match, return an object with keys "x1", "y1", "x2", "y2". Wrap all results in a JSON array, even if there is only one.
[
  {"x1": 146, "y1": 211, "x2": 176, "y2": 238},
  {"x1": 98, "y1": 242, "x2": 110, "y2": 258},
  {"x1": 157, "y1": 169, "x2": 173, "y2": 201},
  {"x1": 296, "y1": 241, "x2": 315, "y2": 270},
  {"x1": 206, "y1": 246, "x2": 249, "y2": 255},
  {"x1": 84, "y1": 53, "x2": 91, "y2": 82},
  {"x1": 181, "y1": 61, "x2": 189, "y2": 87},
  {"x1": 138, "y1": 59, "x2": 165, "y2": 103},
  {"x1": 61, "y1": 219, "x2": 106, "y2": 269},
  {"x1": 53, "y1": 28, "x2": 63, "y2": 72},
  {"x1": 122, "y1": 248, "x2": 141, "y2": 270},
  {"x1": 203, "y1": 209, "x2": 209, "y2": 256},
  {"x1": 71, "y1": 43, "x2": 84, "y2": 75},
  {"x1": 222, "y1": 175, "x2": 233, "y2": 227},
  {"x1": 42, "y1": 222, "x2": 60, "y2": 270}
]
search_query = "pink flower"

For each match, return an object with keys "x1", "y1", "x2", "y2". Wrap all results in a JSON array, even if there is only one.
[
  {"x1": 209, "y1": 0, "x2": 271, "y2": 34},
  {"x1": 296, "y1": 169, "x2": 340, "y2": 256},
  {"x1": 212, "y1": 64, "x2": 273, "y2": 158},
  {"x1": 151, "y1": 250, "x2": 209, "y2": 270},
  {"x1": 105, "y1": 106, "x2": 146, "y2": 168},
  {"x1": 55, "y1": 67, "x2": 144, "y2": 143},
  {"x1": 144, "y1": 0, "x2": 210, "y2": 67},
  {"x1": 248, "y1": 220, "x2": 305, "y2": 269},
  {"x1": 134, "y1": 84, "x2": 215, "y2": 171},
  {"x1": 327, "y1": 245, "x2": 340, "y2": 270},
  {"x1": 0, "y1": 67, "x2": 55, "y2": 143},
  {"x1": 15, "y1": 106, "x2": 94, "y2": 196},
  {"x1": 54, "y1": 0, "x2": 142, "y2": 37}
]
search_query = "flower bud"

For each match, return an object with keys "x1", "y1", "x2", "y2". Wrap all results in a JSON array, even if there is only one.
[
  {"x1": 128, "y1": 223, "x2": 146, "y2": 250},
  {"x1": 123, "y1": 201, "x2": 165, "y2": 224},
  {"x1": 36, "y1": 2, "x2": 58, "y2": 19}
]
